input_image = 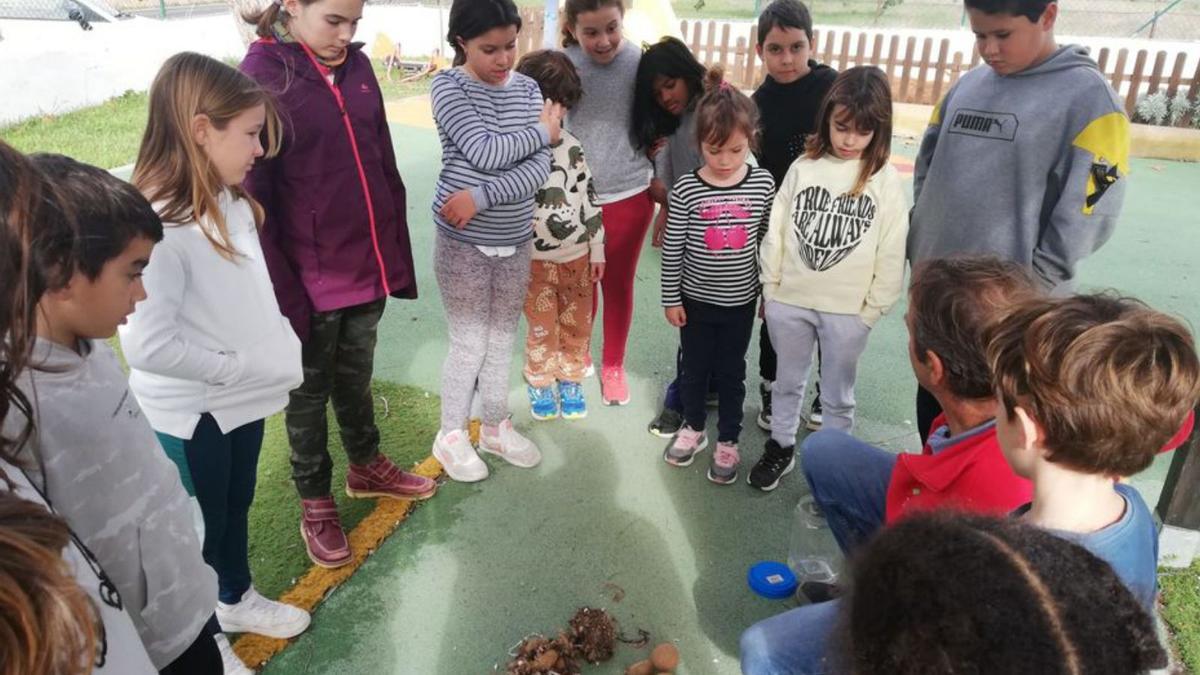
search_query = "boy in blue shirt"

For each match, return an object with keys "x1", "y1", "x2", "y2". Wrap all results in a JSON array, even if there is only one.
[{"x1": 986, "y1": 293, "x2": 1200, "y2": 612}]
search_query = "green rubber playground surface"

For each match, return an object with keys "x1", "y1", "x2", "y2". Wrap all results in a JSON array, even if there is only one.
[{"x1": 258, "y1": 120, "x2": 1200, "y2": 674}]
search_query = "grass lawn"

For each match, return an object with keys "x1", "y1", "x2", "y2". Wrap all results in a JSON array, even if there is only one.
[
  {"x1": 0, "y1": 90, "x2": 150, "y2": 169},
  {"x1": 0, "y1": 64, "x2": 431, "y2": 170},
  {"x1": 1162, "y1": 560, "x2": 1200, "y2": 672}
]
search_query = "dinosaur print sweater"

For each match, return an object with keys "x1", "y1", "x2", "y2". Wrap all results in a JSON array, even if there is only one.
[{"x1": 531, "y1": 130, "x2": 605, "y2": 264}]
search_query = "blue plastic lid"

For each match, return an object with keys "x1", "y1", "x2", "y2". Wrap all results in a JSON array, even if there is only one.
[{"x1": 747, "y1": 561, "x2": 798, "y2": 599}]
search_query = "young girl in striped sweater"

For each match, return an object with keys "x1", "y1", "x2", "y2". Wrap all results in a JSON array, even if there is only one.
[
  {"x1": 431, "y1": 0, "x2": 563, "y2": 482},
  {"x1": 660, "y1": 69, "x2": 775, "y2": 485}
]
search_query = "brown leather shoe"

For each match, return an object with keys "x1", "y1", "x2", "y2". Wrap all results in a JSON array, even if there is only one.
[
  {"x1": 300, "y1": 496, "x2": 352, "y2": 569},
  {"x1": 346, "y1": 454, "x2": 438, "y2": 501}
]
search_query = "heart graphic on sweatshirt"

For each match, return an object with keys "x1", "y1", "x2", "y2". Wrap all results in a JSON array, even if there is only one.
[{"x1": 791, "y1": 185, "x2": 877, "y2": 272}]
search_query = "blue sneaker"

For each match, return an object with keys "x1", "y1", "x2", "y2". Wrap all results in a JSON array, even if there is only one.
[
  {"x1": 527, "y1": 385, "x2": 558, "y2": 421},
  {"x1": 558, "y1": 381, "x2": 588, "y2": 420}
]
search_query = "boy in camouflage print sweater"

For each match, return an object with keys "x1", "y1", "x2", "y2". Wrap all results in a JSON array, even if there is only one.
[{"x1": 517, "y1": 51, "x2": 605, "y2": 421}]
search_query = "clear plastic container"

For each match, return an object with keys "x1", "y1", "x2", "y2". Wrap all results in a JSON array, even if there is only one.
[{"x1": 787, "y1": 496, "x2": 838, "y2": 584}]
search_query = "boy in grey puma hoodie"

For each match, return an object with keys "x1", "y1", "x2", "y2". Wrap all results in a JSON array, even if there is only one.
[
  {"x1": 909, "y1": 0, "x2": 1130, "y2": 294},
  {"x1": 8, "y1": 155, "x2": 219, "y2": 671}
]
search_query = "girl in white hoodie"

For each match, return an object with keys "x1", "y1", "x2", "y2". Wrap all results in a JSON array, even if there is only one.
[
  {"x1": 751, "y1": 66, "x2": 908, "y2": 491},
  {"x1": 119, "y1": 53, "x2": 310, "y2": 649}
]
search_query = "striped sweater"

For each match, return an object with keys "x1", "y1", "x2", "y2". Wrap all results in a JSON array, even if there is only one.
[
  {"x1": 431, "y1": 68, "x2": 552, "y2": 246},
  {"x1": 661, "y1": 166, "x2": 775, "y2": 307}
]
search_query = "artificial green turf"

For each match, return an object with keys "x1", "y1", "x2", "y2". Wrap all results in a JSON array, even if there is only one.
[
  {"x1": 1161, "y1": 560, "x2": 1200, "y2": 672},
  {"x1": 0, "y1": 66, "x2": 431, "y2": 170},
  {"x1": 246, "y1": 379, "x2": 441, "y2": 600}
]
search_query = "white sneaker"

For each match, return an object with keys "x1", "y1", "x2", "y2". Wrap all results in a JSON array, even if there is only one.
[
  {"x1": 215, "y1": 633, "x2": 254, "y2": 675},
  {"x1": 433, "y1": 429, "x2": 489, "y2": 482},
  {"x1": 478, "y1": 418, "x2": 542, "y2": 468},
  {"x1": 216, "y1": 586, "x2": 310, "y2": 639}
]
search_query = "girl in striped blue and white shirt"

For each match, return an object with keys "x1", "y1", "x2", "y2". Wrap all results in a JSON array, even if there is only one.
[
  {"x1": 660, "y1": 68, "x2": 774, "y2": 484},
  {"x1": 430, "y1": 0, "x2": 564, "y2": 483}
]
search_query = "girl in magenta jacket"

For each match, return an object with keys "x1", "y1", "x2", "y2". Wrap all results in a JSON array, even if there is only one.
[{"x1": 240, "y1": 0, "x2": 436, "y2": 570}]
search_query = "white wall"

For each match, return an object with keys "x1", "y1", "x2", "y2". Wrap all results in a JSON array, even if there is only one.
[{"x1": 0, "y1": 5, "x2": 454, "y2": 126}]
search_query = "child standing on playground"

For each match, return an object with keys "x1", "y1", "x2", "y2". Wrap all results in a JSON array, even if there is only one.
[
  {"x1": 752, "y1": 0, "x2": 838, "y2": 434},
  {"x1": 240, "y1": 0, "x2": 436, "y2": 571},
  {"x1": 660, "y1": 70, "x2": 775, "y2": 485},
  {"x1": 631, "y1": 36, "x2": 713, "y2": 438},
  {"x1": 120, "y1": 53, "x2": 310, "y2": 641},
  {"x1": 515, "y1": 49, "x2": 606, "y2": 422},
  {"x1": 562, "y1": 0, "x2": 654, "y2": 406},
  {"x1": 751, "y1": 67, "x2": 907, "y2": 491},
  {"x1": 430, "y1": 0, "x2": 560, "y2": 481}
]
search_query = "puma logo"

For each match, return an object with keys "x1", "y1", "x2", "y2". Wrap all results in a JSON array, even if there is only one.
[{"x1": 948, "y1": 109, "x2": 1018, "y2": 141}]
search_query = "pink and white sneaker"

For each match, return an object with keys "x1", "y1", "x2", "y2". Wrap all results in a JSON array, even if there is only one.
[
  {"x1": 478, "y1": 418, "x2": 542, "y2": 468},
  {"x1": 664, "y1": 425, "x2": 708, "y2": 467},
  {"x1": 707, "y1": 441, "x2": 741, "y2": 485}
]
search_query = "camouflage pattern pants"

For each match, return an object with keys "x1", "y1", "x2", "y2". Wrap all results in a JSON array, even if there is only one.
[
  {"x1": 287, "y1": 298, "x2": 385, "y2": 498},
  {"x1": 523, "y1": 255, "x2": 594, "y2": 388},
  {"x1": 435, "y1": 235, "x2": 531, "y2": 432}
]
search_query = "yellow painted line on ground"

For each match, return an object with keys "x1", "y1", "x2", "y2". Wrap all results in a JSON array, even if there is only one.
[
  {"x1": 233, "y1": 456, "x2": 444, "y2": 670},
  {"x1": 385, "y1": 94, "x2": 435, "y2": 130}
]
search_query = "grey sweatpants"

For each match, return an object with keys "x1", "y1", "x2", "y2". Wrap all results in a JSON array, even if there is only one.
[
  {"x1": 435, "y1": 234, "x2": 532, "y2": 432},
  {"x1": 765, "y1": 301, "x2": 871, "y2": 446}
]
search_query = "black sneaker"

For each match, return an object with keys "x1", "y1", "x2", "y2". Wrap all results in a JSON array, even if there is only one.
[
  {"x1": 806, "y1": 397, "x2": 823, "y2": 431},
  {"x1": 757, "y1": 380, "x2": 773, "y2": 431},
  {"x1": 648, "y1": 407, "x2": 684, "y2": 438},
  {"x1": 748, "y1": 439, "x2": 795, "y2": 491}
]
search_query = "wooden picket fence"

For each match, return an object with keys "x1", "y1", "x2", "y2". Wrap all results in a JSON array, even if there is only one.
[
  {"x1": 511, "y1": 8, "x2": 1200, "y2": 118},
  {"x1": 680, "y1": 20, "x2": 1200, "y2": 116}
]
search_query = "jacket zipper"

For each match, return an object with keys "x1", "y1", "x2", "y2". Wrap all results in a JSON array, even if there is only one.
[{"x1": 297, "y1": 41, "x2": 392, "y2": 296}]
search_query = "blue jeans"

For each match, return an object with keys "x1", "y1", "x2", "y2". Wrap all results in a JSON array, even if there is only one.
[
  {"x1": 160, "y1": 414, "x2": 265, "y2": 604},
  {"x1": 800, "y1": 429, "x2": 897, "y2": 555},
  {"x1": 740, "y1": 598, "x2": 842, "y2": 674}
]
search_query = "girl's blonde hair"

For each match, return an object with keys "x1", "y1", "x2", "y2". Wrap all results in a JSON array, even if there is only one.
[
  {"x1": 694, "y1": 67, "x2": 759, "y2": 151},
  {"x1": 560, "y1": 0, "x2": 624, "y2": 48},
  {"x1": 133, "y1": 52, "x2": 281, "y2": 259},
  {"x1": 805, "y1": 66, "x2": 892, "y2": 196}
]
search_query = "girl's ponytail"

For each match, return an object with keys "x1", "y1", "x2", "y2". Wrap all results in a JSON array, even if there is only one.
[
  {"x1": 242, "y1": 0, "x2": 284, "y2": 40},
  {"x1": 693, "y1": 66, "x2": 760, "y2": 151}
]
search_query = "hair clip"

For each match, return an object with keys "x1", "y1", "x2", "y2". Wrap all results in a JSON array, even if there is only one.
[{"x1": 718, "y1": 80, "x2": 730, "y2": 92}]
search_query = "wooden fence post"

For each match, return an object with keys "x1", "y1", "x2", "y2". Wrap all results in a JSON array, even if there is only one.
[
  {"x1": 899, "y1": 36, "x2": 917, "y2": 103},
  {"x1": 1166, "y1": 52, "x2": 1187, "y2": 97},
  {"x1": 1126, "y1": 49, "x2": 1148, "y2": 115},
  {"x1": 931, "y1": 38, "x2": 950, "y2": 105},
  {"x1": 718, "y1": 23, "x2": 732, "y2": 74},
  {"x1": 914, "y1": 37, "x2": 933, "y2": 103}
]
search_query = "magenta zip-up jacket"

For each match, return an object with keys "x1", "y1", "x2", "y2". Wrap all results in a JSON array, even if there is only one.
[{"x1": 242, "y1": 39, "x2": 416, "y2": 340}]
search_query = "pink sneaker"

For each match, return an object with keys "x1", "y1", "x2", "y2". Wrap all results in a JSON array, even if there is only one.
[
  {"x1": 664, "y1": 425, "x2": 708, "y2": 467},
  {"x1": 707, "y1": 442, "x2": 741, "y2": 485},
  {"x1": 346, "y1": 453, "x2": 437, "y2": 501},
  {"x1": 600, "y1": 366, "x2": 630, "y2": 406}
]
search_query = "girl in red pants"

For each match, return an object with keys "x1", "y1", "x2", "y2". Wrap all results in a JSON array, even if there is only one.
[{"x1": 562, "y1": 0, "x2": 653, "y2": 405}]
